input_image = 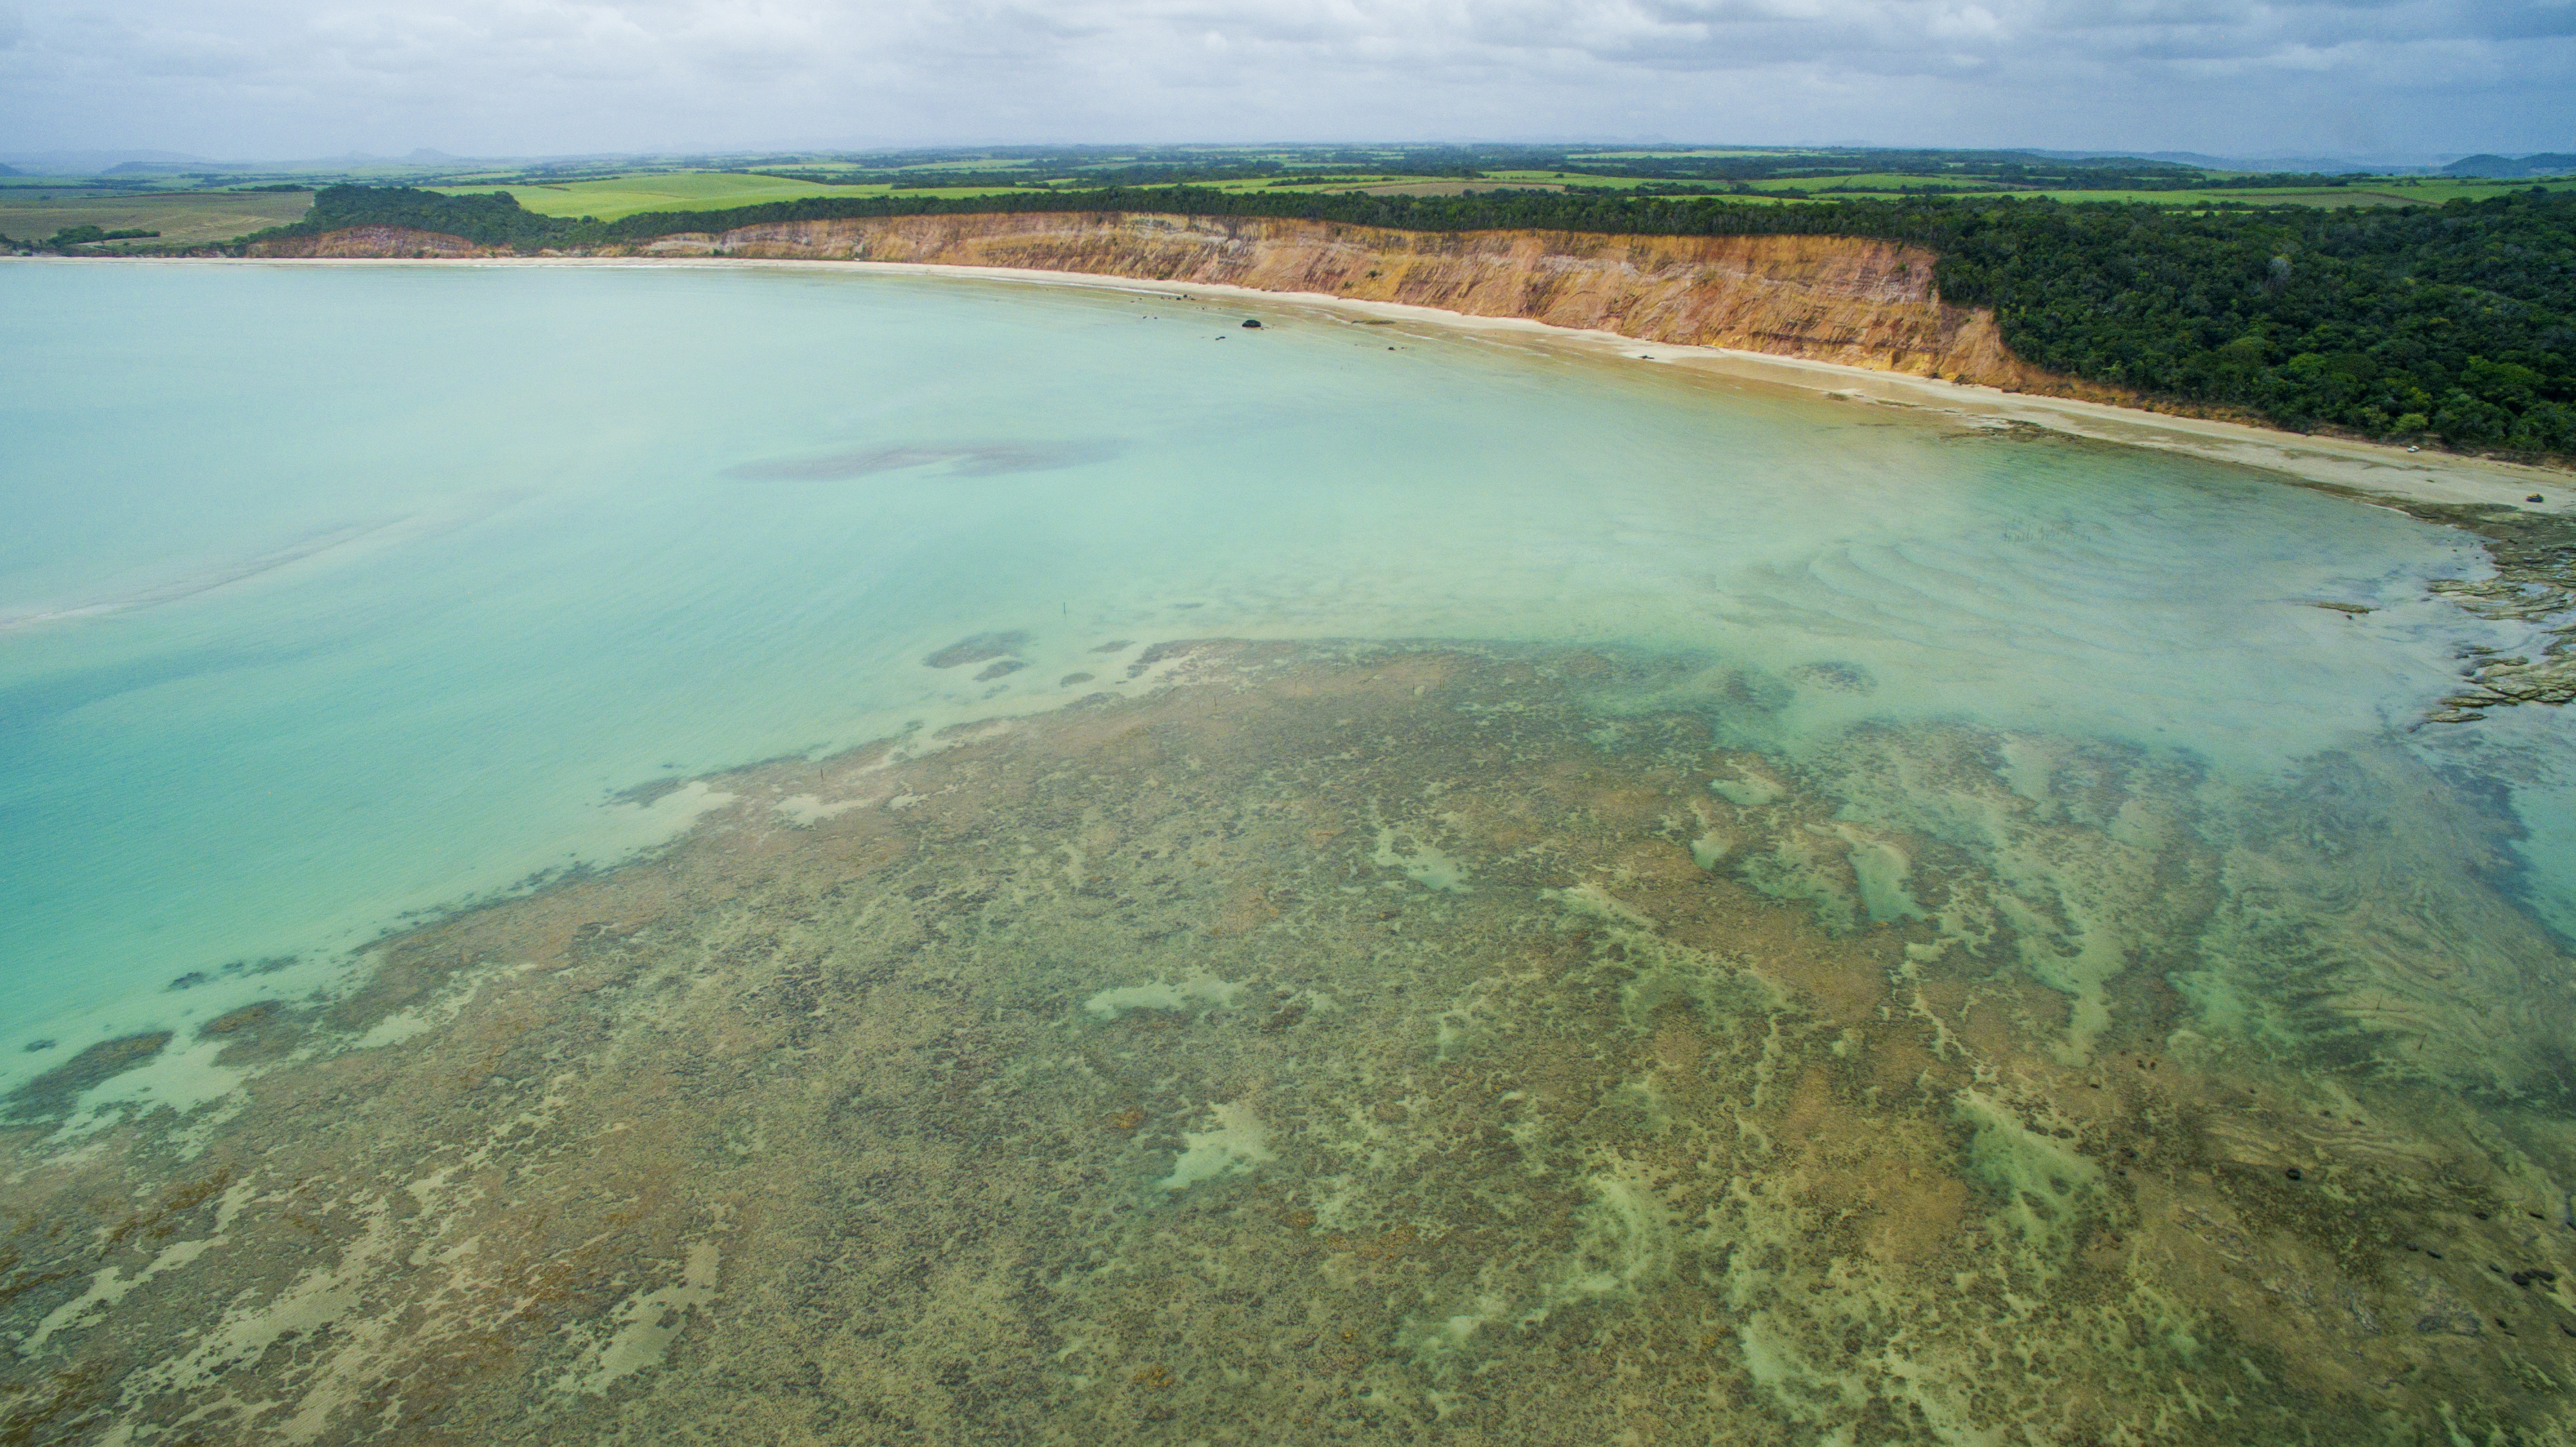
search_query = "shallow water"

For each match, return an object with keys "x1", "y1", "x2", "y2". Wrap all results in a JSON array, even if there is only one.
[{"x1": 3, "y1": 261, "x2": 2575, "y2": 1443}]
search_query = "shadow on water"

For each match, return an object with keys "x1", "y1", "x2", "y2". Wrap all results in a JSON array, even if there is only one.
[{"x1": 727, "y1": 440, "x2": 1125, "y2": 481}]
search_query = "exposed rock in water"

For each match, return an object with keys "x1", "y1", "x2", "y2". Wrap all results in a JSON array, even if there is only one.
[
  {"x1": 610, "y1": 776, "x2": 689, "y2": 807},
  {"x1": 924, "y1": 631, "x2": 1029, "y2": 669},
  {"x1": 5, "y1": 1031, "x2": 172, "y2": 1118},
  {"x1": 2402, "y1": 503, "x2": 2576, "y2": 719}
]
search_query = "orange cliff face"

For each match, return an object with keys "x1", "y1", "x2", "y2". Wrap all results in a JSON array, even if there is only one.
[
  {"x1": 252, "y1": 212, "x2": 2090, "y2": 395},
  {"x1": 674, "y1": 213, "x2": 2055, "y2": 390},
  {"x1": 250, "y1": 225, "x2": 497, "y2": 259}
]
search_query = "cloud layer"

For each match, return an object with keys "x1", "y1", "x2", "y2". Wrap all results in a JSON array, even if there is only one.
[{"x1": 2, "y1": 0, "x2": 2568, "y2": 158}]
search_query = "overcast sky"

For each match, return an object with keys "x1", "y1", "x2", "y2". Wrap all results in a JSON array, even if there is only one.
[{"x1": 1, "y1": 0, "x2": 2568, "y2": 161}]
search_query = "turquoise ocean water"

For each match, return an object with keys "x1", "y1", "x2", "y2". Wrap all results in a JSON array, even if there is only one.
[{"x1": 3, "y1": 259, "x2": 2569, "y2": 1086}]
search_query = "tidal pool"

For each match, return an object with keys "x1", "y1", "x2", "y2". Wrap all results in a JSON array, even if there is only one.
[{"x1": 3, "y1": 261, "x2": 2573, "y2": 1444}]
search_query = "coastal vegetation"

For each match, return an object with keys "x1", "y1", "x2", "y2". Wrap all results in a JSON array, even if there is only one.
[
  {"x1": 1937, "y1": 195, "x2": 2576, "y2": 453},
  {"x1": 241, "y1": 182, "x2": 2576, "y2": 458},
  {"x1": 46, "y1": 224, "x2": 157, "y2": 246}
]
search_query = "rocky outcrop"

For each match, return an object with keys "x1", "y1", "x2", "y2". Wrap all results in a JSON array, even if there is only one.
[
  {"x1": 2415, "y1": 505, "x2": 2576, "y2": 721},
  {"x1": 247, "y1": 226, "x2": 493, "y2": 259},
  {"x1": 645, "y1": 212, "x2": 2058, "y2": 390}
]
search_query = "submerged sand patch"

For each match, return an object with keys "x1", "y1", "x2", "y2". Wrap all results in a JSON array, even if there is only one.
[{"x1": 5, "y1": 642, "x2": 2576, "y2": 1444}]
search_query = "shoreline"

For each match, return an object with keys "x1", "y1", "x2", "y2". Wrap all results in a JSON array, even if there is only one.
[
  {"x1": 31, "y1": 251, "x2": 2571, "y2": 515},
  {"x1": 870, "y1": 259, "x2": 2575, "y2": 516}
]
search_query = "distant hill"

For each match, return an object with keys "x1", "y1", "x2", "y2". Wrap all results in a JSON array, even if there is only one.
[
  {"x1": 0, "y1": 149, "x2": 209, "y2": 175},
  {"x1": 0, "y1": 148, "x2": 474, "y2": 177},
  {"x1": 2443, "y1": 154, "x2": 2576, "y2": 178},
  {"x1": 2026, "y1": 149, "x2": 2450, "y2": 174},
  {"x1": 101, "y1": 160, "x2": 245, "y2": 176}
]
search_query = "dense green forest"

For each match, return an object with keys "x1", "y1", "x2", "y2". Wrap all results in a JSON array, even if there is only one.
[
  {"x1": 254, "y1": 183, "x2": 2575, "y2": 456},
  {"x1": 1936, "y1": 199, "x2": 2574, "y2": 452}
]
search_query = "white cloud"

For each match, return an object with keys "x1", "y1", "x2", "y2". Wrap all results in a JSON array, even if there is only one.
[{"x1": 0, "y1": 0, "x2": 2566, "y2": 157}]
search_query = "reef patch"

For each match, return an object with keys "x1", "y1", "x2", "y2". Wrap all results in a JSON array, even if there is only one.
[{"x1": 5, "y1": 643, "x2": 2573, "y2": 1444}]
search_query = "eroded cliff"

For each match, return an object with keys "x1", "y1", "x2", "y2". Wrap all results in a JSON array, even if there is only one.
[
  {"x1": 250, "y1": 212, "x2": 2070, "y2": 389},
  {"x1": 676, "y1": 214, "x2": 2049, "y2": 387},
  {"x1": 252, "y1": 225, "x2": 496, "y2": 259}
]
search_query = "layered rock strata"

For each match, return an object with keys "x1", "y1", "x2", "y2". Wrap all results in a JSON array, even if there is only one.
[{"x1": 252, "y1": 212, "x2": 2066, "y2": 390}]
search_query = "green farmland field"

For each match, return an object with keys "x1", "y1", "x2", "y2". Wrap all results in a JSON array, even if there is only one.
[
  {"x1": 0, "y1": 190, "x2": 314, "y2": 248},
  {"x1": 434, "y1": 171, "x2": 1031, "y2": 222},
  {"x1": 9, "y1": 146, "x2": 2569, "y2": 259},
  {"x1": 434, "y1": 172, "x2": 856, "y2": 220},
  {"x1": 2013, "y1": 177, "x2": 2576, "y2": 208}
]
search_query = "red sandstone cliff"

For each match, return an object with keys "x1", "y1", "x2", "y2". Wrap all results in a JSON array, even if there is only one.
[
  {"x1": 250, "y1": 212, "x2": 2087, "y2": 392},
  {"x1": 249, "y1": 225, "x2": 496, "y2": 259}
]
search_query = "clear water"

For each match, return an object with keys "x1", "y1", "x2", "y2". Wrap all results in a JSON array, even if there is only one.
[
  {"x1": 5, "y1": 261, "x2": 2574, "y2": 1442},
  {"x1": 0, "y1": 261, "x2": 2533, "y2": 1064}
]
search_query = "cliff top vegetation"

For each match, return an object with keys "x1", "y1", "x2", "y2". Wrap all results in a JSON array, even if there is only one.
[{"x1": 13, "y1": 142, "x2": 2568, "y2": 214}]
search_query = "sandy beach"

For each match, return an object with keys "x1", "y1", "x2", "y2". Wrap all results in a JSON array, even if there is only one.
[
  {"x1": 854, "y1": 259, "x2": 2575, "y2": 516},
  {"x1": 39, "y1": 250, "x2": 2568, "y2": 516}
]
